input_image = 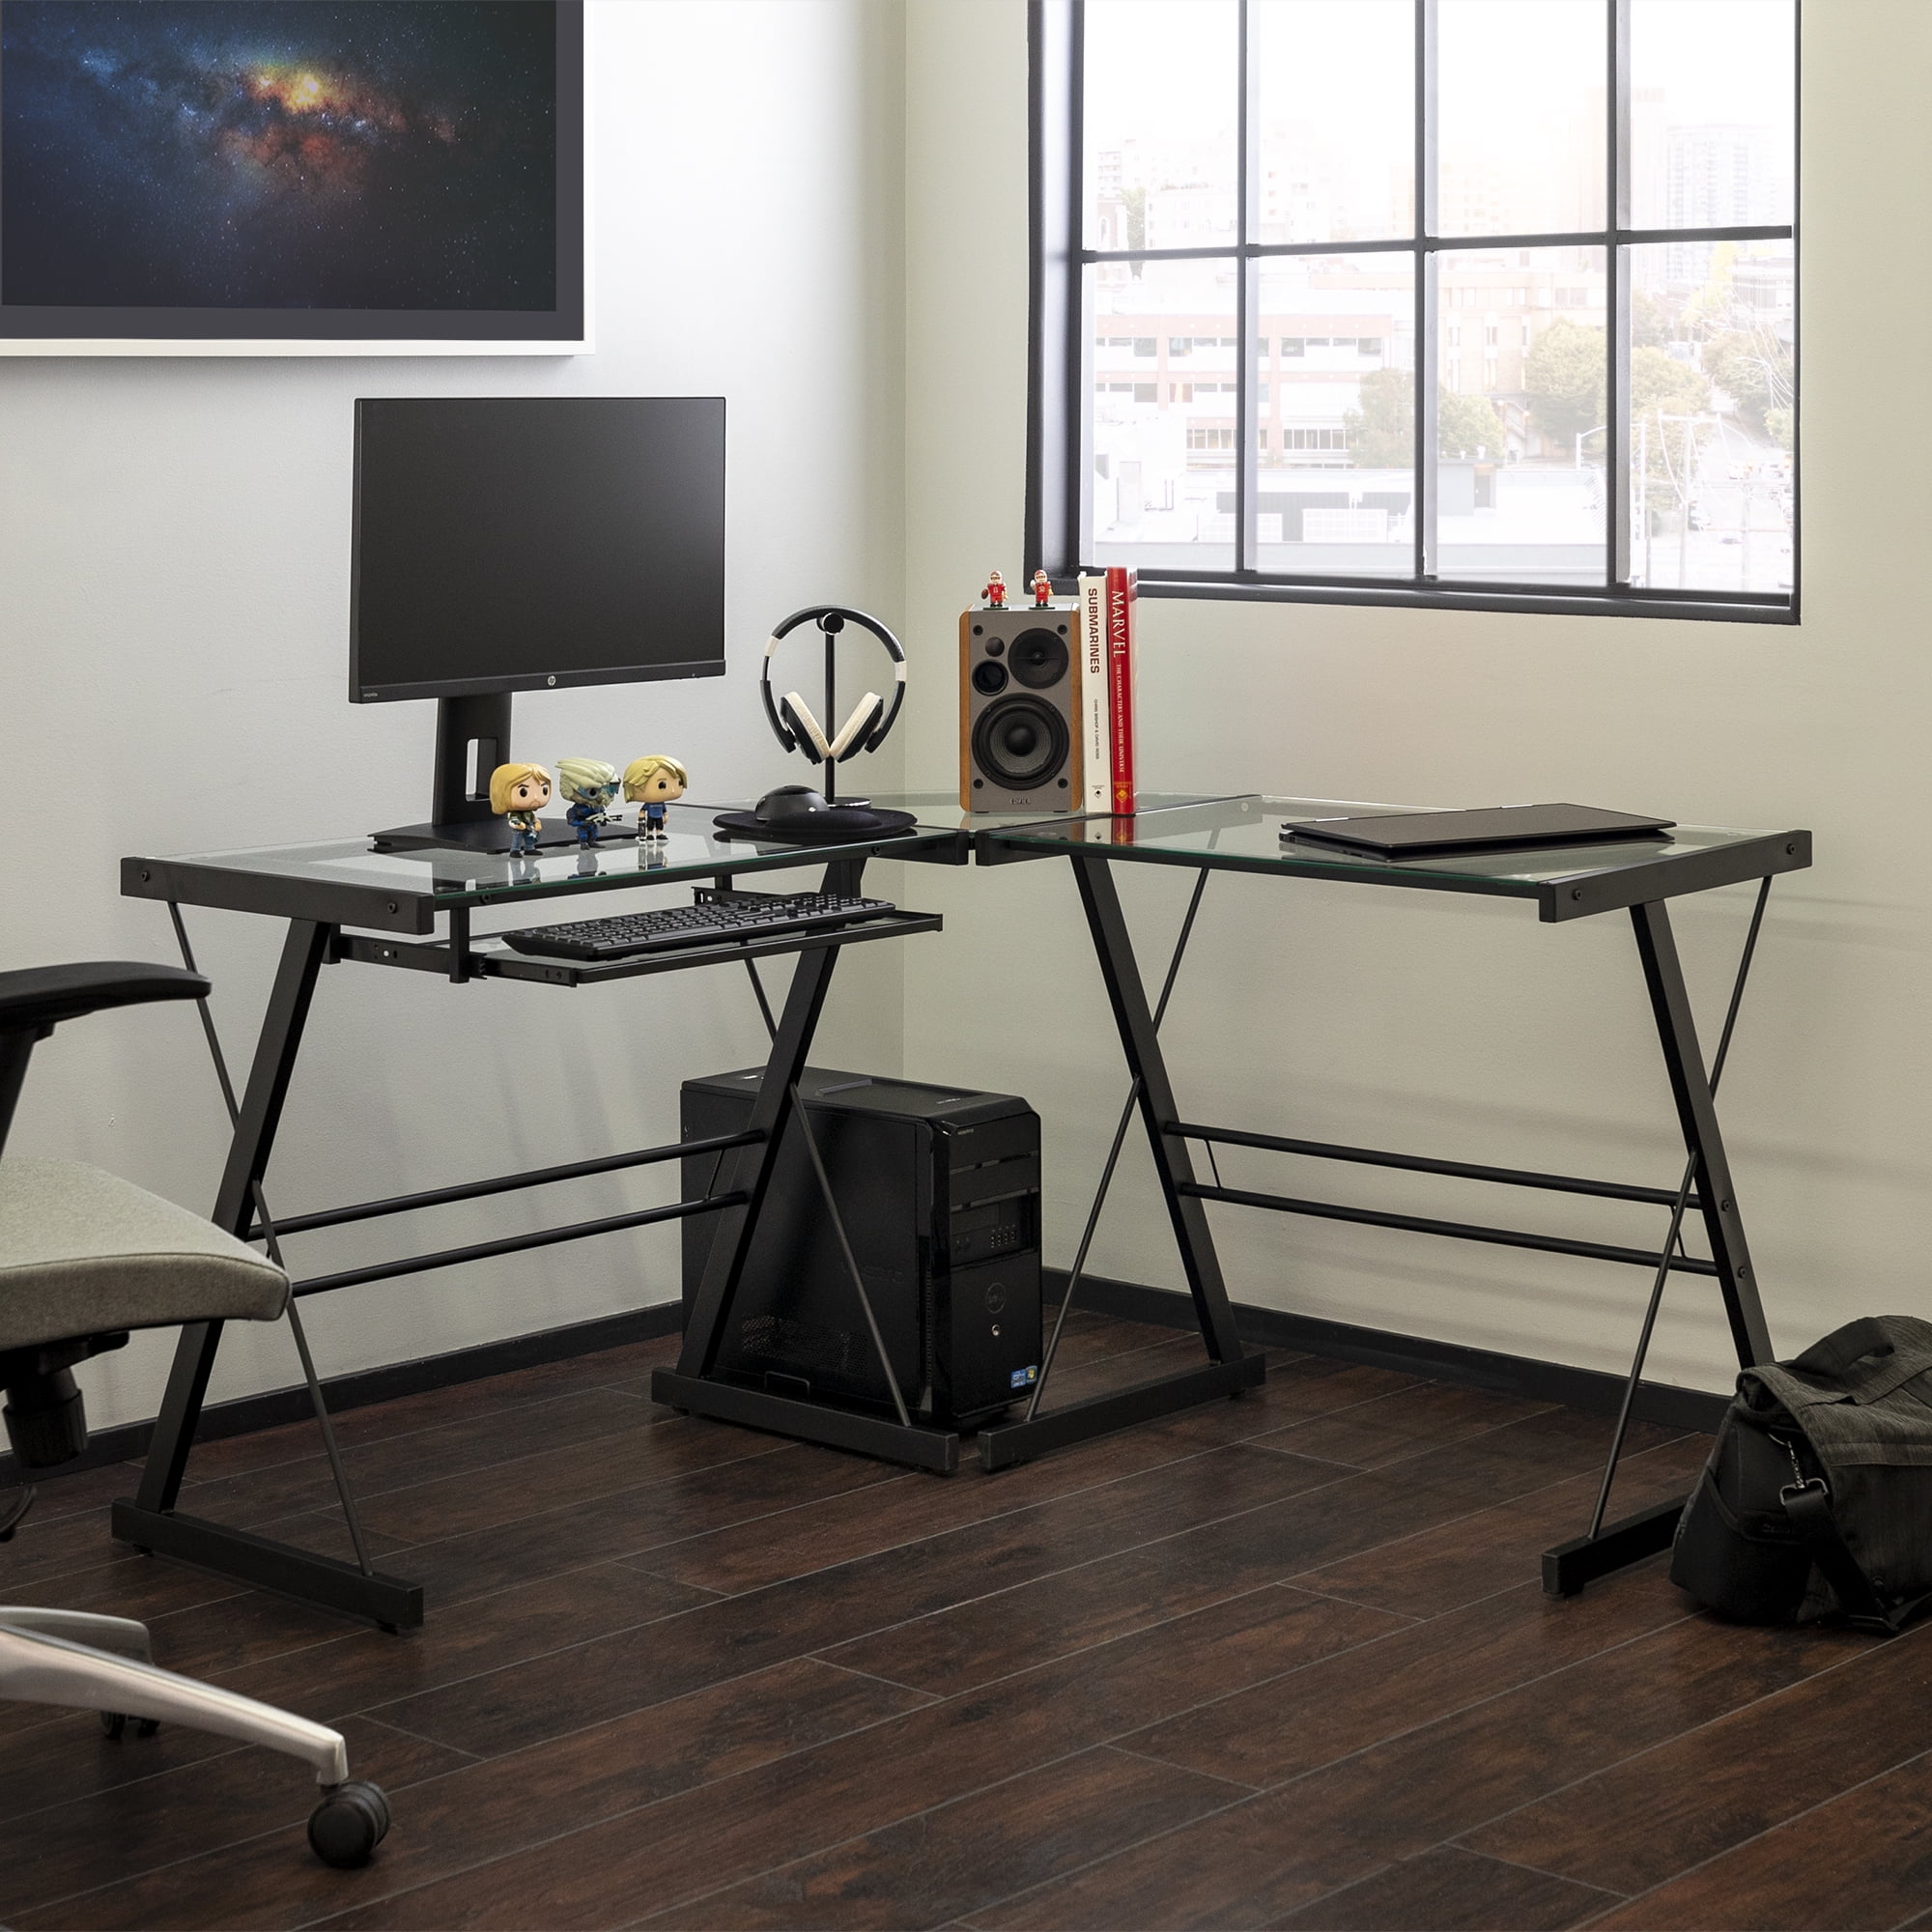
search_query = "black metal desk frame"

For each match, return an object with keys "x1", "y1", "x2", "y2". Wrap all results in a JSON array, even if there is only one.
[
  {"x1": 114, "y1": 818, "x2": 951, "y2": 1628},
  {"x1": 974, "y1": 801, "x2": 1810, "y2": 1593}
]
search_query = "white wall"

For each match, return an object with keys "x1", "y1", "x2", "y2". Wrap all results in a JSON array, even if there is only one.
[
  {"x1": 900, "y1": 0, "x2": 1929, "y2": 1395},
  {"x1": 0, "y1": 0, "x2": 909, "y2": 1430}
]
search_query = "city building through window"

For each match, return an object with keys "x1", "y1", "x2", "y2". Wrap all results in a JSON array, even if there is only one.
[{"x1": 1030, "y1": 0, "x2": 1797, "y2": 618}]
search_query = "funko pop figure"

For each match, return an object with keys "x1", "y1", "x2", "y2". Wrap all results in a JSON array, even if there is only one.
[
  {"x1": 1031, "y1": 568, "x2": 1053, "y2": 607},
  {"x1": 555, "y1": 756, "x2": 621, "y2": 846},
  {"x1": 489, "y1": 762, "x2": 553, "y2": 855},
  {"x1": 623, "y1": 753, "x2": 690, "y2": 841},
  {"x1": 982, "y1": 569, "x2": 1007, "y2": 609}
]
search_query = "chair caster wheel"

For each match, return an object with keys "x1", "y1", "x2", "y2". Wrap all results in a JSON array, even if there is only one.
[
  {"x1": 308, "y1": 1779, "x2": 390, "y2": 1868},
  {"x1": 99, "y1": 1712, "x2": 160, "y2": 1740}
]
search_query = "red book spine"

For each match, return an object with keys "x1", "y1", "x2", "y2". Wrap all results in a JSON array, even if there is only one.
[{"x1": 1106, "y1": 566, "x2": 1136, "y2": 813}]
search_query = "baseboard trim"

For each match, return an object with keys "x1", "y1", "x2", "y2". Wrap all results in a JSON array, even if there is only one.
[
  {"x1": 9, "y1": 1271, "x2": 1726, "y2": 1493},
  {"x1": 3, "y1": 1301, "x2": 684, "y2": 1488},
  {"x1": 1049, "y1": 1268, "x2": 1730, "y2": 1435}
]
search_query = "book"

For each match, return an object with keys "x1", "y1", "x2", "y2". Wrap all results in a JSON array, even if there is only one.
[
  {"x1": 1105, "y1": 565, "x2": 1137, "y2": 814},
  {"x1": 1077, "y1": 573, "x2": 1110, "y2": 812}
]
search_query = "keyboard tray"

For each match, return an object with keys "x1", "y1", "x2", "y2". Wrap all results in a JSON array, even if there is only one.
[{"x1": 337, "y1": 907, "x2": 943, "y2": 986}]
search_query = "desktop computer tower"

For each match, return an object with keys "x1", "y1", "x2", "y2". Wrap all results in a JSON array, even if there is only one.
[{"x1": 680, "y1": 1067, "x2": 1041, "y2": 1427}]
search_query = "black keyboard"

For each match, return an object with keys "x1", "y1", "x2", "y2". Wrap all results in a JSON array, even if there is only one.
[{"x1": 500, "y1": 891, "x2": 897, "y2": 961}]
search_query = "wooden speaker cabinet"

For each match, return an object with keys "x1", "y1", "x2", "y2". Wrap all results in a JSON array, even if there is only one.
[{"x1": 958, "y1": 602, "x2": 1083, "y2": 813}]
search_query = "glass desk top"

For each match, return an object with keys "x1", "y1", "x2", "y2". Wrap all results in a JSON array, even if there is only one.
[
  {"x1": 120, "y1": 794, "x2": 1229, "y2": 935},
  {"x1": 125, "y1": 788, "x2": 1236, "y2": 931},
  {"x1": 123, "y1": 802, "x2": 964, "y2": 935},
  {"x1": 977, "y1": 795, "x2": 1812, "y2": 923},
  {"x1": 124, "y1": 790, "x2": 1788, "y2": 931}
]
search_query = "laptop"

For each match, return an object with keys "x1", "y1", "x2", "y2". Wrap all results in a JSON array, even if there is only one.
[{"x1": 1281, "y1": 803, "x2": 1676, "y2": 860}]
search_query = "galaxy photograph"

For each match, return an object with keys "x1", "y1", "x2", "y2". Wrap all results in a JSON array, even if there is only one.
[{"x1": 0, "y1": 1, "x2": 559, "y2": 313}]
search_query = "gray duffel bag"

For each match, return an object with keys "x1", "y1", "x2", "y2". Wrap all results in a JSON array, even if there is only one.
[{"x1": 1670, "y1": 1315, "x2": 1932, "y2": 1634}]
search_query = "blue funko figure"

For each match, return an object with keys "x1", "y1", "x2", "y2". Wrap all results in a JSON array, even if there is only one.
[{"x1": 555, "y1": 757, "x2": 620, "y2": 846}]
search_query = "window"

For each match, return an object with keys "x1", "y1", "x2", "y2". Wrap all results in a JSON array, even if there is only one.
[{"x1": 1029, "y1": 1, "x2": 1797, "y2": 620}]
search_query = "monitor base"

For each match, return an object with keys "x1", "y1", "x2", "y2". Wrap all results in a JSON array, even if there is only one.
[{"x1": 368, "y1": 818, "x2": 639, "y2": 856}]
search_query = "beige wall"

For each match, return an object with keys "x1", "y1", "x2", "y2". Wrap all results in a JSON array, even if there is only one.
[{"x1": 899, "y1": 0, "x2": 1920, "y2": 1395}]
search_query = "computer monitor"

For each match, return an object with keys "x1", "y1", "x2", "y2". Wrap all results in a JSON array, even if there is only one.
[{"x1": 351, "y1": 395, "x2": 724, "y2": 851}]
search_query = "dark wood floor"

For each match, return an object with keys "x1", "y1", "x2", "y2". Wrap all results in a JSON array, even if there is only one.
[{"x1": 0, "y1": 1312, "x2": 1914, "y2": 1930}]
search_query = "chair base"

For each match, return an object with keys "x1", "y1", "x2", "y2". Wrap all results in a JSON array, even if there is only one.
[
  {"x1": 0, "y1": 1613, "x2": 349, "y2": 1784},
  {"x1": 0, "y1": 1605, "x2": 152, "y2": 1660}
]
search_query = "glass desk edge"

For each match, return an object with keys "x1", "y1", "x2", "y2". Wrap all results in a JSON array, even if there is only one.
[{"x1": 974, "y1": 797, "x2": 1813, "y2": 920}]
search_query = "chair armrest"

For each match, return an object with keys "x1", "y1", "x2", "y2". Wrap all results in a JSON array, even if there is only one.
[{"x1": 0, "y1": 964, "x2": 211, "y2": 1038}]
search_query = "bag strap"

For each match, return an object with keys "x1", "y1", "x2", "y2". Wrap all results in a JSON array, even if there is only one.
[
  {"x1": 1788, "y1": 1318, "x2": 1900, "y2": 1383},
  {"x1": 1780, "y1": 1477, "x2": 1932, "y2": 1635}
]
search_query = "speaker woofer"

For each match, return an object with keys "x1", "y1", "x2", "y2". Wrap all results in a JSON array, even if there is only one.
[
  {"x1": 973, "y1": 695, "x2": 1069, "y2": 790},
  {"x1": 1009, "y1": 628, "x2": 1070, "y2": 689}
]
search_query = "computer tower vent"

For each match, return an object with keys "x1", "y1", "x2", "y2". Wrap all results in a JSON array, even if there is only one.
[{"x1": 737, "y1": 1314, "x2": 858, "y2": 1378}]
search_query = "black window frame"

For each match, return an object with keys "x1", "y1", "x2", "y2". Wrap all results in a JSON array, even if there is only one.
[{"x1": 1026, "y1": 0, "x2": 1800, "y2": 625}]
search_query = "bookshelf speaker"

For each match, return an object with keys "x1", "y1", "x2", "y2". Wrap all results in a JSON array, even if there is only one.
[{"x1": 958, "y1": 604, "x2": 1083, "y2": 813}]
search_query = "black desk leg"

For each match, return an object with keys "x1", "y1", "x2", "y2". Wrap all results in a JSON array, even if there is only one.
[
  {"x1": 1071, "y1": 852, "x2": 1246, "y2": 1363},
  {"x1": 115, "y1": 918, "x2": 424, "y2": 1629},
  {"x1": 654, "y1": 857, "x2": 961, "y2": 1474},
  {"x1": 1629, "y1": 897, "x2": 1774, "y2": 1369},
  {"x1": 978, "y1": 853, "x2": 1263, "y2": 1471},
  {"x1": 1543, "y1": 895, "x2": 1775, "y2": 1597}
]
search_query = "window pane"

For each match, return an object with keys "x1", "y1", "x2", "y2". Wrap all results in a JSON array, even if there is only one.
[
  {"x1": 1437, "y1": 1, "x2": 1605, "y2": 238},
  {"x1": 1630, "y1": 1, "x2": 1794, "y2": 231},
  {"x1": 1087, "y1": 259, "x2": 1238, "y2": 571},
  {"x1": 1626, "y1": 240, "x2": 1792, "y2": 594},
  {"x1": 1084, "y1": 1, "x2": 1238, "y2": 253},
  {"x1": 1256, "y1": 257, "x2": 1415, "y2": 577},
  {"x1": 1255, "y1": 1, "x2": 1413, "y2": 244},
  {"x1": 1435, "y1": 246, "x2": 1607, "y2": 584}
]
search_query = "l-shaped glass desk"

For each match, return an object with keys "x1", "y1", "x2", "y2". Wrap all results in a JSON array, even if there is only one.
[{"x1": 119, "y1": 791, "x2": 1808, "y2": 1623}]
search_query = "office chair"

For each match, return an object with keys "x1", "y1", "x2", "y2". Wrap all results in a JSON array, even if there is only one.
[{"x1": 0, "y1": 961, "x2": 390, "y2": 1867}]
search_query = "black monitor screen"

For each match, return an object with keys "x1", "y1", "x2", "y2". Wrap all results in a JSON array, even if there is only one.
[{"x1": 351, "y1": 396, "x2": 724, "y2": 701}]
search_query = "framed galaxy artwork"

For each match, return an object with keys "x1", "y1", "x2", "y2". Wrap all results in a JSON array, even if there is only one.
[{"x1": 0, "y1": 0, "x2": 585, "y2": 354}]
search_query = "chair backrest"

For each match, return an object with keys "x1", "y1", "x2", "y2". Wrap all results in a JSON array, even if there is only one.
[{"x1": 0, "y1": 964, "x2": 208, "y2": 1156}]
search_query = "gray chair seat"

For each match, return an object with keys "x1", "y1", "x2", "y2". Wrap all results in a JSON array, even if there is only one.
[{"x1": 0, "y1": 1159, "x2": 286, "y2": 1352}]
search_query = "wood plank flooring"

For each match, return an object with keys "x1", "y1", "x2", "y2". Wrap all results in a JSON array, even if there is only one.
[{"x1": 0, "y1": 1314, "x2": 1910, "y2": 1930}]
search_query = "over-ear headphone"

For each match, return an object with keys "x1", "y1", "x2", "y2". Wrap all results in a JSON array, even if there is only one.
[{"x1": 758, "y1": 606, "x2": 907, "y2": 765}]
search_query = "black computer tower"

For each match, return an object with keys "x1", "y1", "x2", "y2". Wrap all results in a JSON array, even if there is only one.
[{"x1": 680, "y1": 1067, "x2": 1042, "y2": 1427}]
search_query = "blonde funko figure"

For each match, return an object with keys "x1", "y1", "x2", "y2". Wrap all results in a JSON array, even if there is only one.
[
  {"x1": 555, "y1": 756, "x2": 621, "y2": 846},
  {"x1": 489, "y1": 762, "x2": 553, "y2": 855},
  {"x1": 623, "y1": 753, "x2": 689, "y2": 841}
]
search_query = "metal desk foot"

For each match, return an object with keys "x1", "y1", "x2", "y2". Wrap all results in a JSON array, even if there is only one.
[
  {"x1": 650, "y1": 1372, "x2": 960, "y2": 1473},
  {"x1": 1542, "y1": 1494, "x2": 1687, "y2": 1597},
  {"x1": 978, "y1": 1352, "x2": 1266, "y2": 1471},
  {"x1": 111, "y1": 1503, "x2": 424, "y2": 1630}
]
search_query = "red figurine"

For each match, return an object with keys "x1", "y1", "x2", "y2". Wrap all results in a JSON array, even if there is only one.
[
  {"x1": 982, "y1": 570, "x2": 1007, "y2": 609},
  {"x1": 1031, "y1": 569, "x2": 1053, "y2": 607}
]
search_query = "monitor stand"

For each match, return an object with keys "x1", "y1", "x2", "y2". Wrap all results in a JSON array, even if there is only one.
[{"x1": 367, "y1": 694, "x2": 639, "y2": 856}]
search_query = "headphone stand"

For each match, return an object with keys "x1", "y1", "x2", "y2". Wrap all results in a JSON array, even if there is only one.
[
  {"x1": 757, "y1": 603, "x2": 905, "y2": 801},
  {"x1": 821, "y1": 614, "x2": 838, "y2": 803}
]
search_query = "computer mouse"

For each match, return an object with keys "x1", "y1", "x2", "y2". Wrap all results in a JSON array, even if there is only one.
[{"x1": 753, "y1": 784, "x2": 831, "y2": 825}]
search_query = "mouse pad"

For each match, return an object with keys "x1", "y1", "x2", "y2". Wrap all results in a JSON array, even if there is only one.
[{"x1": 712, "y1": 806, "x2": 920, "y2": 843}]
